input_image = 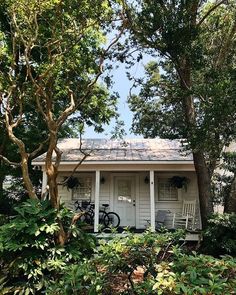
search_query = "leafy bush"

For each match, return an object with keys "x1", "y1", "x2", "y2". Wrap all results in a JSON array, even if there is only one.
[
  {"x1": 48, "y1": 230, "x2": 236, "y2": 295},
  {"x1": 202, "y1": 213, "x2": 236, "y2": 256},
  {"x1": 2, "y1": 207, "x2": 236, "y2": 295},
  {"x1": 0, "y1": 199, "x2": 96, "y2": 294},
  {"x1": 46, "y1": 230, "x2": 185, "y2": 294},
  {"x1": 134, "y1": 253, "x2": 236, "y2": 295}
]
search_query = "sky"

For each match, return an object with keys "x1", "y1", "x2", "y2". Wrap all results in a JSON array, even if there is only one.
[{"x1": 84, "y1": 58, "x2": 149, "y2": 139}]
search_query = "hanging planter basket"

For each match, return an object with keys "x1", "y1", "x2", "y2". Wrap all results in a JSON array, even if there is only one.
[
  {"x1": 170, "y1": 176, "x2": 189, "y2": 190},
  {"x1": 65, "y1": 176, "x2": 80, "y2": 189}
]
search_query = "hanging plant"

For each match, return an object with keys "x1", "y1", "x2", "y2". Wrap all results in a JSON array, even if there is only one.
[
  {"x1": 170, "y1": 176, "x2": 189, "y2": 190},
  {"x1": 65, "y1": 176, "x2": 80, "y2": 189}
]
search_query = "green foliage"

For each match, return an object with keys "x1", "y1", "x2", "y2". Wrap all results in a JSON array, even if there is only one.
[
  {"x1": 212, "y1": 152, "x2": 236, "y2": 206},
  {"x1": 202, "y1": 213, "x2": 236, "y2": 256},
  {"x1": 47, "y1": 261, "x2": 105, "y2": 295},
  {"x1": 1, "y1": 222, "x2": 236, "y2": 294},
  {"x1": 45, "y1": 230, "x2": 236, "y2": 294},
  {"x1": 127, "y1": 0, "x2": 236, "y2": 169},
  {"x1": 137, "y1": 253, "x2": 236, "y2": 295},
  {"x1": 0, "y1": 0, "x2": 119, "y2": 205},
  {"x1": 0, "y1": 199, "x2": 96, "y2": 294}
]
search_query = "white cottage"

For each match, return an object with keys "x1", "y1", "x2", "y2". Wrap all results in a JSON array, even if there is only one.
[{"x1": 33, "y1": 138, "x2": 201, "y2": 232}]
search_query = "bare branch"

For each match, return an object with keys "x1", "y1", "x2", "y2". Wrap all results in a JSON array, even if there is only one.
[
  {"x1": 29, "y1": 136, "x2": 50, "y2": 159},
  {"x1": 56, "y1": 89, "x2": 76, "y2": 129},
  {"x1": 59, "y1": 153, "x2": 91, "y2": 186},
  {"x1": 77, "y1": 22, "x2": 126, "y2": 109},
  {"x1": 0, "y1": 155, "x2": 21, "y2": 167},
  {"x1": 58, "y1": 133, "x2": 92, "y2": 185}
]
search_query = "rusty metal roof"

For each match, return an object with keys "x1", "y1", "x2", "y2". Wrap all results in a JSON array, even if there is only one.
[{"x1": 33, "y1": 138, "x2": 193, "y2": 163}]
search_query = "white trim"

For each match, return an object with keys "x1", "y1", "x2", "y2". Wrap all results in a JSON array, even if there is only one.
[
  {"x1": 41, "y1": 171, "x2": 48, "y2": 197},
  {"x1": 34, "y1": 160, "x2": 193, "y2": 166},
  {"x1": 150, "y1": 170, "x2": 155, "y2": 232},
  {"x1": 135, "y1": 174, "x2": 140, "y2": 229},
  {"x1": 94, "y1": 170, "x2": 100, "y2": 233},
  {"x1": 110, "y1": 174, "x2": 114, "y2": 212}
]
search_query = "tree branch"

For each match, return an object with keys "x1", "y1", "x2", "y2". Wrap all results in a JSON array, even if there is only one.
[
  {"x1": 56, "y1": 89, "x2": 76, "y2": 129},
  {"x1": 198, "y1": 0, "x2": 228, "y2": 27},
  {"x1": 0, "y1": 155, "x2": 21, "y2": 167},
  {"x1": 58, "y1": 133, "x2": 92, "y2": 185},
  {"x1": 29, "y1": 136, "x2": 50, "y2": 159}
]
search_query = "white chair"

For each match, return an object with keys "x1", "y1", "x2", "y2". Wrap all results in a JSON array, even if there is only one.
[{"x1": 172, "y1": 200, "x2": 196, "y2": 230}]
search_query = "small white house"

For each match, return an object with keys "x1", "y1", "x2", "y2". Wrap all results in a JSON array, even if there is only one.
[{"x1": 33, "y1": 138, "x2": 201, "y2": 232}]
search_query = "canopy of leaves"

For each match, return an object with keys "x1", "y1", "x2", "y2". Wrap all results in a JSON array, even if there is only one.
[
  {"x1": 0, "y1": 0, "x2": 120, "y2": 201},
  {"x1": 127, "y1": 1, "x2": 236, "y2": 160}
]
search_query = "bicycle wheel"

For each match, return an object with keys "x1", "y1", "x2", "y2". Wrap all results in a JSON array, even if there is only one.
[
  {"x1": 77, "y1": 212, "x2": 93, "y2": 225},
  {"x1": 104, "y1": 212, "x2": 120, "y2": 228},
  {"x1": 99, "y1": 210, "x2": 108, "y2": 227}
]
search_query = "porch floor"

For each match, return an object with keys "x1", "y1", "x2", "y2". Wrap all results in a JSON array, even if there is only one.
[{"x1": 84, "y1": 226, "x2": 202, "y2": 242}]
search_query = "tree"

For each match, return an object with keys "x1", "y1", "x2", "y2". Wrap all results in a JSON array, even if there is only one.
[
  {"x1": 213, "y1": 151, "x2": 236, "y2": 213},
  {"x1": 0, "y1": 0, "x2": 124, "y2": 244},
  {"x1": 124, "y1": 0, "x2": 236, "y2": 227}
]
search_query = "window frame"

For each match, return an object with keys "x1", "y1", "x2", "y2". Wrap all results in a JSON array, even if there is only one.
[
  {"x1": 72, "y1": 174, "x2": 94, "y2": 201},
  {"x1": 155, "y1": 177, "x2": 179, "y2": 202}
]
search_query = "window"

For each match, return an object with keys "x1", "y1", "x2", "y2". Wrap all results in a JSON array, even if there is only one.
[
  {"x1": 117, "y1": 179, "x2": 132, "y2": 203},
  {"x1": 72, "y1": 177, "x2": 92, "y2": 200},
  {"x1": 157, "y1": 178, "x2": 178, "y2": 201}
]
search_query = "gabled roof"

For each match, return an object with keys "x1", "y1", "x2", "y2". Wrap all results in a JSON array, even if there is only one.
[{"x1": 33, "y1": 138, "x2": 193, "y2": 164}]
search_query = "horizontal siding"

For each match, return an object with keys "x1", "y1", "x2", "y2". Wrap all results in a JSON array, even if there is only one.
[
  {"x1": 138, "y1": 172, "x2": 151, "y2": 228},
  {"x1": 55, "y1": 170, "x2": 201, "y2": 229},
  {"x1": 57, "y1": 172, "x2": 112, "y2": 211}
]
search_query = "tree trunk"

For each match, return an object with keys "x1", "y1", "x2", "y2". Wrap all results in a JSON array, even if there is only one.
[
  {"x1": 224, "y1": 176, "x2": 236, "y2": 213},
  {"x1": 5, "y1": 118, "x2": 38, "y2": 200},
  {"x1": 0, "y1": 165, "x2": 5, "y2": 197},
  {"x1": 179, "y1": 59, "x2": 213, "y2": 229},
  {"x1": 193, "y1": 152, "x2": 213, "y2": 227},
  {"x1": 45, "y1": 129, "x2": 67, "y2": 245}
]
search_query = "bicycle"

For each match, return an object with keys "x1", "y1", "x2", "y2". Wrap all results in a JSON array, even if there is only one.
[
  {"x1": 99, "y1": 204, "x2": 120, "y2": 229},
  {"x1": 74, "y1": 201, "x2": 120, "y2": 229},
  {"x1": 74, "y1": 200, "x2": 94, "y2": 225}
]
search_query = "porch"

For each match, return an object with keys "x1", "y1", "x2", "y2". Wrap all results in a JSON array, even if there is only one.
[{"x1": 47, "y1": 168, "x2": 201, "y2": 233}]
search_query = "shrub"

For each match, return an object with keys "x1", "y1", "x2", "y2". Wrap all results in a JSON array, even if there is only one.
[
  {"x1": 46, "y1": 230, "x2": 186, "y2": 295},
  {"x1": 0, "y1": 199, "x2": 96, "y2": 294},
  {"x1": 134, "y1": 253, "x2": 236, "y2": 295},
  {"x1": 48, "y1": 230, "x2": 236, "y2": 295},
  {"x1": 202, "y1": 213, "x2": 236, "y2": 256}
]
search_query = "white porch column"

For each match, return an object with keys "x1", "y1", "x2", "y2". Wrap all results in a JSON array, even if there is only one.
[
  {"x1": 94, "y1": 170, "x2": 100, "y2": 233},
  {"x1": 150, "y1": 170, "x2": 155, "y2": 232},
  {"x1": 41, "y1": 170, "x2": 48, "y2": 199}
]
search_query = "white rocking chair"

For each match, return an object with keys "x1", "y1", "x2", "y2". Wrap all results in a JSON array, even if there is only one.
[{"x1": 172, "y1": 200, "x2": 196, "y2": 230}]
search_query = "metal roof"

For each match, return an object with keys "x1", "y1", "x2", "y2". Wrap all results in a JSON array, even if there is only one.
[{"x1": 33, "y1": 138, "x2": 193, "y2": 163}]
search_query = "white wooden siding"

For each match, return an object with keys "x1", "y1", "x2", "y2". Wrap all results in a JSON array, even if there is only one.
[
  {"x1": 57, "y1": 170, "x2": 201, "y2": 229},
  {"x1": 138, "y1": 172, "x2": 151, "y2": 228},
  {"x1": 57, "y1": 172, "x2": 111, "y2": 211}
]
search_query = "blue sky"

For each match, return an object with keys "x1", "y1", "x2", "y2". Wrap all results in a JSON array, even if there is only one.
[{"x1": 84, "y1": 58, "x2": 148, "y2": 139}]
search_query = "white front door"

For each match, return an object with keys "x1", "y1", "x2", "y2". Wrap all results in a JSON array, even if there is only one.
[{"x1": 114, "y1": 176, "x2": 136, "y2": 227}]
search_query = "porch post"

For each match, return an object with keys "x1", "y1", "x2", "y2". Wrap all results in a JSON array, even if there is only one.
[
  {"x1": 150, "y1": 170, "x2": 155, "y2": 232},
  {"x1": 41, "y1": 170, "x2": 48, "y2": 199},
  {"x1": 94, "y1": 170, "x2": 100, "y2": 233}
]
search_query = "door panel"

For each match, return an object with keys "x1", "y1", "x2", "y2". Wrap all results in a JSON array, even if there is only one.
[{"x1": 114, "y1": 176, "x2": 136, "y2": 227}]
